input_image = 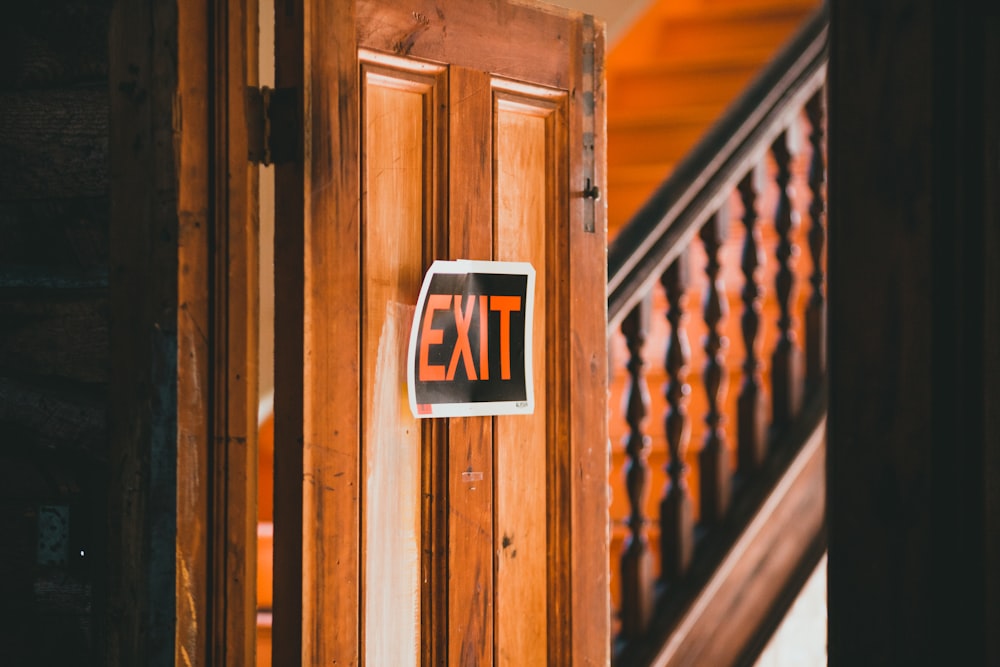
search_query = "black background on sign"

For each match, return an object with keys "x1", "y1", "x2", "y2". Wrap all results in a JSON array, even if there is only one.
[{"x1": 413, "y1": 272, "x2": 529, "y2": 406}]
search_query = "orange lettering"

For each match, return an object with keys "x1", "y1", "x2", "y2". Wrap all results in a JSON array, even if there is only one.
[
  {"x1": 479, "y1": 295, "x2": 489, "y2": 380},
  {"x1": 419, "y1": 294, "x2": 450, "y2": 381},
  {"x1": 446, "y1": 295, "x2": 477, "y2": 381},
  {"x1": 489, "y1": 295, "x2": 521, "y2": 380}
]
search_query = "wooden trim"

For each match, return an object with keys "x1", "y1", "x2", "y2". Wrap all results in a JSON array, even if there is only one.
[
  {"x1": 651, "y1": 414, "x2": 825, "y2": 667},
  {"x1": 568, "y1": 14, "x2": 611, "y2": 667},
  {"x1": 108, "y1": 0, "x2": 182, "y2": 663},
  {"x1": 355, "y1": 0, "x2": 578, "y2": 88},
  {"x1": 176, "y1": 0, "x2": 212, "y2": 663},
  {"x1": 273, "y1": 0, "x2": 363, "y2": 664},
  {"x1": 110, "y1": 0, "x2": 257, "y2": 664},
  {"x1": 209, "y1": 0, "x2": 259, "y2": 662}
]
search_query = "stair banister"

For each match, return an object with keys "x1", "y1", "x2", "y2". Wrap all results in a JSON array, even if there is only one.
[{"x1": 607, "y1": 6, "x2": 829, "y2": 331}]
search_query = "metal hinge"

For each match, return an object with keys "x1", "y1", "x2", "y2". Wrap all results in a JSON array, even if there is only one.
[
  {"x1": 248, "y1": 86, "x2": 297, "y2": 166},
  {"x1": 582, "y1": 14, "x2": 598, "y2": 233}
]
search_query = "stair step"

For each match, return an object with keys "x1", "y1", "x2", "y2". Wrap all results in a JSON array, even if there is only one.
[
  {"x1": 653, "y1": 0, "x2": 821, "y2": 22},
  {"x1": 610, "y1": 100, "x2": 727, "y2": 127},
  {"x1": 610, "y1": 123, "x2": 707, "y2": 167},
  {"x1": 612, "y1": 11, "x2": 810, "y2": 74},
  {"x1": 609, "y1": 63, "x2": 761, "y2": 113}
]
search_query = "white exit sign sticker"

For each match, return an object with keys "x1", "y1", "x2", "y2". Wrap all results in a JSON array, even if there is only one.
[{"x1": 407, "y1": 260, "x2": 535, "y2": 419}]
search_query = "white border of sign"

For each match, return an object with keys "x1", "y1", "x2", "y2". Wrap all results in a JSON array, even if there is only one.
[{"x1": 406, "y1": 259, "x2": 536, "y2": 419}]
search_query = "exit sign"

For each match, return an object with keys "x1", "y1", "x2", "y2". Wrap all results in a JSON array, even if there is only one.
[{"x1": 407, "y1": 260, "x2": 535, "y2": 418}]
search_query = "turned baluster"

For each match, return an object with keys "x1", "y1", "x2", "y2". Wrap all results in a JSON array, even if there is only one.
[
  {"x1": 805, "y1": 92, "x2": 827, "y2": 393},
  {"x1": 737, "y1": 166, "x2": 768, "y2": 474},
  {"x1": 619, "y1": 301, "x2": 653, "y2": 637},
  {"x1": 659, "y1": 251, "x2": 693, "y2": 583},
  {"x1": 698, "y1": 207, "x2": 731, "y2": 524},
  {"x1": 770, "y1": 129, "x2": 802, "y2": 431}
]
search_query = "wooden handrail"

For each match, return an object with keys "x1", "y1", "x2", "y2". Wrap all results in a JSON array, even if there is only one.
[{"x1": 607, "y1": 5, "x2": 829, "y2": 331}]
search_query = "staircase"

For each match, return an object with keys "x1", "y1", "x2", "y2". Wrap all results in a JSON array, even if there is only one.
[{"x1": 606, "y1": 1, "x2": 827, "y2": 664}]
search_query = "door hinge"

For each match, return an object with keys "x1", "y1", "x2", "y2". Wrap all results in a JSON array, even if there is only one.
[
  {"x1": 248, "y1": 86, "x2": 297, "y2": 166},
  {"x1": 582, "y1": 14, "x2": 597, "y2": 234}
]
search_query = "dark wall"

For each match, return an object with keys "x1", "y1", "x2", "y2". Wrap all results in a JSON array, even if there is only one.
[
  {"x1": 828, "y1": 1, "x2": 1000, "y2": 664},
  {"x1": 0, "y1": 1, "x2": 111, "y2": 664}
]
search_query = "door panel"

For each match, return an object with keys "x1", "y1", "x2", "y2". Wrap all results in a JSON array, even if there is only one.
[
  {"x1": 360, "y1": 62, "x2": 444, "y2": 667},
  {"x1": 493, "y1": 88, "x2": 565, "y2": 667},
  {"x1": 274, "y1": 2, "x2": 608, "y2": 665}
]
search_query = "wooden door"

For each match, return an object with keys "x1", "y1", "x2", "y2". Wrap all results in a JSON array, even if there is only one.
[{"x1": 273, "y1": 1, "x2": 608, "y2": 665}]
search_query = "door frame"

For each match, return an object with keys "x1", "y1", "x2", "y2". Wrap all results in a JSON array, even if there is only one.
[{"x1": 108, "y1": 0, "x2": 258, "y2": 664}]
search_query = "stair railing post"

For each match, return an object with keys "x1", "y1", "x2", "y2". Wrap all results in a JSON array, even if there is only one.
[
  {"x1": 659, "y1": 251, "x2": 694, "y2": 583},
  {"x1": 770, "y1": 127, "x2": 803, "y2": 432},
  {"x1": 737, "y1": 163, "x2": 768, "y2": 475},
  {"x1": 805, "y1": 90, "x2": 827, "y2": 393},
  {"x1": 620, "y1": 298, "x2": 654, "y2": 637},
  {"x1": 698, "y1": 206, "x2": 732, "y2": 524}
]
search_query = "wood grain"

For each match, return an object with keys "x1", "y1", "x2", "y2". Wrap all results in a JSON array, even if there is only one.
[
  {"x1": 494, "y1": 96, "x2": 552, "y2": 667},
  {"x1": 274, "y1": 0, "x2": 363, "y2": 663},
  {"x1": 356, "y1": 0, "x2": 577, "y2": 88},
  {"x1": 447, "y1": 66, "x2": 494, "y2": 667},
  {"x1": 569, "y1": 15, "x2": 610, "y2": 666},
  {"x1": 205, "y1": 0, "x2": 259, "y2": 661},
  {"x1": 361, "y1": 70, "x2": 433, "y2": 667}
]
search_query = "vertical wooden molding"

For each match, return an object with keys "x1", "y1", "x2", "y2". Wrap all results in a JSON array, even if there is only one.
[
  {"x1": 272, "y1": 0, "x2": 305, "y2": 663},
  {"x1": 569, "y1": 14, "x2": 610, "y2": 667},
  {"x1": 112, "y1": 0, "x2": 258, "y2": 664},
  {"x1": 176, "y1": 0, "x2": 211, "y2": 664},
  {"x1": 208, "y1": 0, "x2": 259, "y2": 662},
  {"x1": 108, "y1": 0, "x2": 181, "y2": 664},
  {"x1": 274, "y1": 0, "x2": 362, "y2": 664}
]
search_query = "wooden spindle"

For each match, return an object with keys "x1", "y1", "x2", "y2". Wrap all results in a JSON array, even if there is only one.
[
  {"x1": 620, "y1": 301, "x2": 653, "y2": 637},
  {"x1": 770, "y1": 130, "x2": 801, "y2": 430},
  {"x1": 805, "y1": 92, "x2": 827, "y2": 393},
  {"x1": 698, "y1": 208, "x2": 731, "y2": 524},
  {"x1": 659, "y1": 251, "x2": 693, "y2": 583},
  {"x1": 737, "y1": 167, "x2": 767, "y2": 474}
]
